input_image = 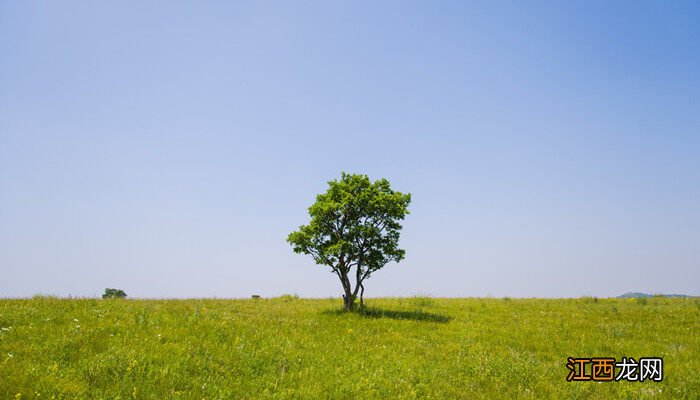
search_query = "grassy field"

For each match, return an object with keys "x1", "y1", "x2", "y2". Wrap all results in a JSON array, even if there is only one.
[{"x1": 0, "y1": 296, "x2": 697, "y2": 399}]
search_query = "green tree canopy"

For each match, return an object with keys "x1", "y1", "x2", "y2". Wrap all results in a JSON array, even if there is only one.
[
  {"x1": 102, "y1": 288, "x2": 127, "y2": 299},
  {"x1": 287, "y1": 172, "x2": 411, "y2": 310}
]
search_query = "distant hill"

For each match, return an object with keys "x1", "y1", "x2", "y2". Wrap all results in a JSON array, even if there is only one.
[{"x1": 617, "y1": 292, "x2": 693, "y2": 298}]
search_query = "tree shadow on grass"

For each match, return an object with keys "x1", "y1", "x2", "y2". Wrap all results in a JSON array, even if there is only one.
[{"x1": 323, "y1": 306, "x2": 452, "y2": 323}]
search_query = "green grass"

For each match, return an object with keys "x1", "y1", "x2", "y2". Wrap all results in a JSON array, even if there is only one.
[{"x1": 0, "y1": 297, "x2": 697, "y2": 399}]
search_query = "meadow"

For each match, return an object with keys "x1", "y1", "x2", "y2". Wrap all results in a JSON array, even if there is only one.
[{"x1": 0, "y1": 296, "x2": 697, "y2": 399}]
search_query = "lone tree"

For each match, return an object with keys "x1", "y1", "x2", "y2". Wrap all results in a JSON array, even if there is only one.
[
  {"x1": 287, "y1": 172, "x2": 411, "y2": 310},
  {"x1": 102, "y1": 288, "x2": 127, "y2": 299}
]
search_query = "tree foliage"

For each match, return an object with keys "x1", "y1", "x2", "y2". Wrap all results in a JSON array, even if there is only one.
[
  {"x1": 287, "y1": 172, "x2": 411, "y2": 310},
  {"x1": 102, "y1": 288, "x2": 127, "y2": 299}
]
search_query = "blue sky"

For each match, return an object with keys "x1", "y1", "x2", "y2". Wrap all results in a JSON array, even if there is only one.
[{"x1": 1, "y1": 1, "x2": 698, "y2": 298}]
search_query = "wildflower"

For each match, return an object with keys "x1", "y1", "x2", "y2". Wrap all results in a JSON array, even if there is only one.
[{"x1": 73, "y1": 319, "x2": 79, "y2": 322}]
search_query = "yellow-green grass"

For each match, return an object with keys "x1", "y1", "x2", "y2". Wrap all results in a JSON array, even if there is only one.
[{"x1": 0, "y1": 297, "x2": 697, "y2": 399}]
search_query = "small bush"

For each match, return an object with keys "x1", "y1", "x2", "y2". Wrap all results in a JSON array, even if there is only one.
[
  {"x1": 277, "y1": 294, "x2": 300, "y2": 302},
  {"x1": 32, "y1": 293, "x2": 59, "y2": 300},
  {"x1": 102, "y1": 288, "x2": 127, "y2": 299}
]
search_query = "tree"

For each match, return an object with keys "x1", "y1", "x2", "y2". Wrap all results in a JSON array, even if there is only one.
[
  {"x1": 102, "y1": 288, "x2": 127, "y2": 299},
  {"x1": 287, "y1": 172, "x2": 411, "y2": 310}
]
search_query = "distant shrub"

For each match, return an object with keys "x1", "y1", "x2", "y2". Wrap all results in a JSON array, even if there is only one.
[
  {"x1": 32, "y1": 293, "x2": 59, "y2": 300},
  {"x1": 278, "y1": 294, "x2": 300, "y2": 302},
  {"x1": 102, "y1": 288, "x2": 127, "y2": 299}
]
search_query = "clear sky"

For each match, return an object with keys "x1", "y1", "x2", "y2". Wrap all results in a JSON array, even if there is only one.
[{"x1": 1, "y1": 1, "x2": 698, "y2": 298}]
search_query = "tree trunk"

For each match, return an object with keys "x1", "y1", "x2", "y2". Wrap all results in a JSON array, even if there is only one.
[
  {"x1": 339, "y1": 272, "x2": 356, "y2": 311},
  {"x1": 359, "y1": 282, "x2": 365, "y2": 306},
  {"x1": 343, "y1": 292, "x2": 355, "y2": 310}
]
